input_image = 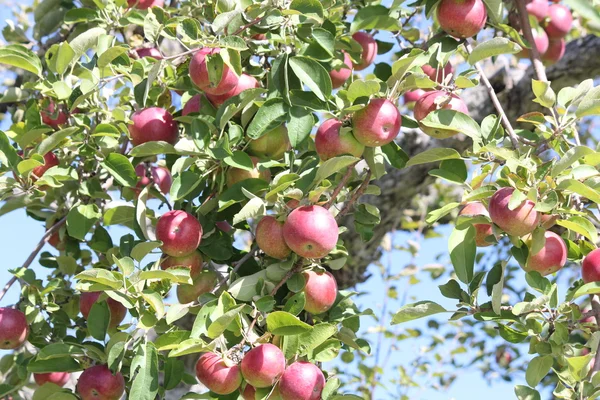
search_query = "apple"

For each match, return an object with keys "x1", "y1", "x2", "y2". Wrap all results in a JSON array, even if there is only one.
[
  {"x1": 496, "y1": 350, "x2": 512, "y2": 367},
  {"x1": 135, "y1": 164, "x2": 172, "y2": 194},
  {"x1": 176, "y1": 270, "x2": 218, "y2": 303},
  {"x1": 352, "y1": 98, "x2": 402, "y2": 147},
  {"x1": 247, "y1": 126, "x2": 290, "y2": 160},
  {"x1": 545, "y1": 4, "x2": 573, "y2": 39},
  {"x1": 524, "y1": 231, "x2": 567, "y2": 276},
  {"x1": 421, "y1": 63, "x2": 453, "y2": 84},
  {"x1": 315, "y1": 118, "x2": 364, "y2": 161},
  {"x1": 41, "y1": 102, "x2": 68, "y2": 128},
  {"x1": 79, "y1": 292, "x2": 127, "y2": 329},
  {"x1": 206, "y1": 73, "x2": 259, "y2": 107},
  {"x1": 582, "y1": 249, "x2": 600, "y2": 283},
  {"x1": 241, "y1": 343, "x2": 286, "y2": 388},
  {"x1": 519, "y1": 28, "x2": 549, "y2": 58},
  {"x1": 161, "y1": 250, "x2": 203, "y2": 279},
  {"x1": 488, "y1": 187, "x2": 540, "y2": 237},
  {"x1": 458, "y1": 202, "x2": 493, "y2": 247},
  {"x1": 286, "y1": 199, "x2": 300, "y2": 209},
  {"x1": 129, "y1": 107, "x2": 179, "y2": 146},
  {"x1": 48, "y1": 231, "x2": 66, "y2": 250},
  {"x1": 226, "y1": 156, "x2": 271, "y2": 186},
  {"x1": 182, "y1": 94, "x2": 202, "y2": 116},
  {"x1": 195, "y1": 352, "x2": 242, "y2": 395},
  {"x1": 34, "y1": 372, "x2": 70, "y2": 387},
  {"x1": 31, "y1": 152, "x2": 59, "y2": 182},
  {"x1": 135, "y1": 47, "x2": 163, "y2": 60},
  {"x1": 414, "y1": 90, "x2": 469, "y2": 138},
  {"x1": 76, "y1": 365, "x2": 125, "y2": 400},
  {"x1": 403, "y1": 89, "x2": 427, "y2": 104},
  {"x1": 252, "y1": 33, "x2": 267, "y2": 40},
  {"x1": 436, "y1": 0, "x2": 488, "y2": 38},
  {"x1": 303, "y1": 270, "x2": 338, "y2": 314},
  {"x1": 282, "y1": 205, "x2": 339, "y2": 259},
  {"x1": 526, "y1": 0, "x2": 549, "y2": 22},
  {"x1": 352, "y1": 32, "x2": 377, "y2": 71},
  {"x1": 330, "y1": 52, "x2": 353, "y2": 89},
  {"x1": 189, "y1": 48, "x2": 239, "y2": 95},
  {"x1": 278, "y1": 361, "x2": 325, "y2": 400},
  {"x1": 0, "y1": 307, "x2": 28, "y2": 350},
  {"x1": 242, "y1": 384, "x2": 256, "y2": 400},
  {"x1": 543, "y1": 39, "x2": 566, "y2": 64},
  {"x1": 256, "y1": 216, "x2": 291, "y2": 260},
  {"x1": 156, "y1": 210, "x2": 203, "y2": 257}
]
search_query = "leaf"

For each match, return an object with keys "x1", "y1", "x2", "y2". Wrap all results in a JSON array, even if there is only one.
[
  {"x1": 130, "y1": 341, "x2": 159, "y2": 400},
  {"x1": 532, "y1": 79, "x2": 556, "y2": 108},
  {"x1": 289, "y1": 0, "x2": 324, "y2": 21},
  {"x1": 206, "y1": 304, "x2": 246, "y2": 339},
  {"x1": 420, "y1": 110, "x2": 482, "y2": 141},
  {"x1": 568, "y1": 282, "x2": 600, "y2": 300},
  {"x1": 467, "y1": 37, "x2": 521, "y2": 64},
  {"x1": 142, "y1": 290, "x2": 165, "y2": 319},
  {"x1": 526, "y1": 355, "x2": 554, "y2": 387},
  {"x1": 391, "y1": 301, "x2": 447, "y2": 324},
  {"x1": 69, "y1": 27, "x2": 106, "y2": 58},
  {"x1": 88, "y1": 301, "x2": 109, "y2": 340},
  {"x1": 576, "y1": 86, "x2": 600, "y2": 117},
  {"x1": 482, "y1": 0, "x2": 504, "y2": 23},
  {"x1": 233, "y1": 197, "x2": 265, "y2": 225},
  {"x1": 287, "y1": 106, "x2": 314, "y2": 147},
  {"x1": 288, "y1": 56, "x2": 332, "y2": 101},
  {"x1": 565, "y1": 0, "x2": 600, "y2": 26},
  {"x1": 129, "y1": 141, "x2": 178, "y2": 157},
  {"x1": 381, "y1": 142, "x2": 409, "y2": 169},
  {"x1": 514, "y1": 386, "x2": 541, "y2": 400},
  {"x1": 170, "y1": 170, "x2": 202, "y2": 201},
  {"x1": 406, "y1": 148, "x2": 461, "y2": 167},
  {"x1": 223, "y1": 151, "x2": 254, "y2": 171},
  {"x1": 0, "y1": 130, "x2": 20, "y2": 168},
  {"x1": 0, "y1": 44, "x2": 43, "y2": 76},
  {"x1": 498, "y1": 323, "x2": 528, "y2": 343},
  {"x1": 556, "y1": 217, "x2": 598, "y2": 244},
  {"x1": 228, "y1": 270, "x2": 268, "y2": 301},
  {"x1": 266, "y1": 311, "x2": 314, "y2": 335},
  {"x1": 67, "y1": 204, "x2": 101, "y2": 240},
  {"x1": 98, "y1": 46, "x2": 129, "y2": 68},
  {"x1": 27, "y1": 357, "x2": 81, "y2": 373},
  {"x1": 75, "y1": 269, "x2": 122, "y2": 289},
  {"x1": 246, "y1": 98, "x2": 289, "y2": 140},
  {"x1": 448, "y1": 225, "x2": 476, "y2": 284},
  {"x1": 130, "y1": 241, "x2": 162, "y2": 262},
  {"x1": 557, "y1": 179, "x2": 600, "y2": 204},
  {"x1": 313, "y1": 155, "x2": 359, "y2": 184},
  {"x1": 350, "y1": 5, "x2": 401, "y2": 32},
  {"x1": 101, "y1": 153, "x2": 138, "y2": 187},
  {"x1": 347, "y1": 80, "x2": 380, "y2": 103},
  {"x1": 425, "y1": 202, "x2": 461, "y2": 224},
  {"x1": 551, "y1": 146, "x2": 595, "y2": 177}
]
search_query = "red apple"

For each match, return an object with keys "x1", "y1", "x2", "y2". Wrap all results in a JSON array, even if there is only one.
[
  {"x1": 41, "y1": 102, "x2": 68, "y2": 129},
  {"x1": 421, "y1": 63, "x2": 453, "y2": 84},
  {"x1": 226, "y1": 156, "x2": 271, "y2": 186},
  {"x1": 278, "y1": 361, "x2": 325, "y2": 400},
  {"x1": 286, "y1": 199, "x2": 300, "y2": 210},
  {"x1": 403, "y1": 89, "x2": 427, "y2": 104},
  {"x1": 31, "y1": 152, "x2": 59, "y2": 181},
  {"x1": 414, "y1": 90, "x2": 469, "y2": 138},
  {"x1": 176, "y1": 270, "x2": 218, "y2": 303},
  {"x1": 242, "y1": 384, "x2": 256, "y2": 400},
  {"x1": 488, "y1": 187, "x2": 540, "y2": 237},
  {"x1": 135, "y1": 47, "x2": 163, "y2": 60},
  {"x1": 352, "y1": 98, "x2": 401, "y2": 147},
  {"x1": 79, "y1": 292, "x2": 127, "y2": 329},
  {"x1": 524, "y1": 231, "x2": 567, "y2": 276},
  {"x1": 189, "y1": 48, "x2": 239, "y2": 95},
  {"x1": 582, "y1": 249, "x2": 600, "y2": 283},
  {"x1": 256, "y1": 216, "x2": 291, "y2": 260},
  {"x1": 48, "y1": 231, "x2": 66, "y2": 250},
  {"x1": 156, "y1": 210, "x2": 203, "y2": 257},
  {"x1": 303, "y1": 270, "x2": 338, "y2": 314},
  {"x1": 519, "y1": 28, "x2": 549, "y2": 58},
  {"x1": 182, "y1": 94, "x2": 202, "y2": 116},
  {"x1": 135, "y1": 164, "x2": 172, "y2": 194},
  {"x1": 458, "y1": 202, "x2": 493, "y2": 247},
  {"x1": 526, "y1": 0, "x2": 549, "y2": 22},
  {"x1": 330, "y1": 52, "x2": 353, "y2": 89},
  {"x1": 543, "y1": 39, "x2": 566, "y2": 64},
  {"x1": 282, "y1": 205, "x2": 339, "y2": 259},
  {"x1": 195, "y1": 352, "x2": 242, "y2": 395},
  {"x1": 241, "y1": 344, "x2": 286, "y2": 388},
  {"x1": 352, "y1": 32, "x2": 377, "y2": 71},
  {"x1": 252, "y1": 33, "x2": 267, "y2": 40},
  {"x1": 0, "y1": 307, "x2": 28, "y2": 350},
  {"x1": 315, "y1": 118, "x2": 364, "y2": 161},
  {"x1": 206, "y1": 73, "x2": 260, "y2": 107},
  {"x1": 247, "y1": 126, "x2": 290, "y2": 160},
  {"x1": 34, "y1": 372, "x2": 70, "y2": 387},
  {"x1": 76, "y1": 365, "x2": 125, "y2": 400},
  {"x1": 161, "y1": 250, "x2": 203, "y2": 279},
  {"x1": 545, "y1": 4, "x2": 573, "y2": 39},
  {"x1": 129, "y1": 107, "x2": 179, "y2": 146},
  {"x1": 436, "y1": 0, "x2": 488, "y2": 38}
]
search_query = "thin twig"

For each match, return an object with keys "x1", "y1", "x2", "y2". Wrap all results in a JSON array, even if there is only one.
[
  {"x1": 215, "y1": 245, "x2": 259, "y2": 289},
  {"x1": 324, "y1": 164, "x2": 356, "y2": 210},
  {"x1": 232, "y1": 17, "x2": 264, "y2": 36},
  {"x1": 163, "y1": 48, "x2": 199, "y2": 60},
  {"x1": 338, "y1": 170, "x2": 372, "y2": 217}
]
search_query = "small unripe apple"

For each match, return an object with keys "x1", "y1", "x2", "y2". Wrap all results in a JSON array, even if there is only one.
[
  {"x1": 582, "y1": 249, "x2": 600, "y2": 283},
  {"x1": 526, "y1": 0, "x2": 549, "y2": 22},
  {"x1": 161, "y1": 250, "x2": 203, "y2": 279},
  {"x1": 303, "y1": 270, "x2": 338, "y2": 314},
  {"x1": 351, "y1": 32, "x2": 377, "y2": 71},
  {"x1": 129, "y1": 107, "x2": 179, "y2": 146},
  {"x1": 315, "y1": 118, "x2": 364, "y2": 161},
  {"x1": 414, "y1": 90, "x2": 469, "y2": 138},
  {"x1": 247, "y1": 126, "x2": 291, "y2": 160},
  {"x1": 31, "y1": 152, "x2": 59, "y2": 182},
  {"x1": 543, "y1": 39, "x2": 566, "y2": 64},
  {"x1": 421, "y1": 63, "x2": 453, "y2": 84},
  {"x1": 226, "y1": 156, "x2": 271, "y2": 186},
  {"x1": 352, "y1": 98, "x2": 402, "y2": 147},
  {"x1": 135, "y1": 164, "x2": 172, "y2": 194},
  {"x1": 41, "y1": 102, "x2": 68, "y2": 128},
  {"x1": 330, "y1": 52, "x2": 353, "y2": 89},
  {"x1": 488, "y1": 187, "x2": 540, "y2": 237},
  {"x1": 182, "y1": 94, "x2": 202, "y2": 116},
  {"x1": 524, "y1": 231, "x2": 567, "y2": 276},
  {"x1": 519, "y1": 28, "x2": 549, "y2": 58},
  {"x1": 195, "y1": 352, "x2": 242, "y2": 395},
  {"x1": 436, "y1": 0, "x2": 488, "y2": 38},
  {"x1": 156, "y1": 210, "x2": 203, "y2": 257},
  {"x1": 176, "y1": 270, "x2": 218, "y2": 303},
  {"x1": 0, "y1": 307, "x2": 28, "y2": 350},
  {"x1": 458, "y1": 202, "x2": 493, "y2": 247},
  {"x1": 256, "y1": 216, "x2": 291, "y2": 260},
  {"x1": 403, "y1": 89, "x2": 427, "y2": 104},
  {"x1": 135, "y1": 47, "x2": 163, "y2": 60},
  {"x1": 545, "y1": 4, "x2": 573, "y2": 39},
  {"x1": 189, "y1": 48, "x2": 239, "y2": 95},
  {"x1": 76, "y1": 365, "x2": 125, "y2": 400},
  {"x1": 79, "y1": 292, "x2": 127, "y2": 329},
  {"x1": 241, "y1": 343, "x2": 286, "y2": 388},
  {"x1": 282, "y1": 205, "x2": 339, "y2": 259},
  {"x1": 206, "y1": 73, "x2": 259, "y2": 107},
  {"x1": 278, "y1": 361, "x2": 325, "y2": 400},
  {"x1": 34, "y1": 372, "x2": 70, "y2": 387}
]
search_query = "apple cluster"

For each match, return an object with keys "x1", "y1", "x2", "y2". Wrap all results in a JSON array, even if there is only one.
[{"x1": 523, "y1": 0, "x2": 573, "y2": 64}]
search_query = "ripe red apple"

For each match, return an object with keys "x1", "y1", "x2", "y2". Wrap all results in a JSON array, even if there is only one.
[
  {"x1": 582, "y1": 249, "x2": 600, "y2": 283},
  {"x1": 79, "y1": 292, "x2": 127, "y2": 329},
  {"x1": 135, "y1": 47, "x2": 163, "y2": 60},
  {"x1": 247, "y1": 126, "x2": 290, "y2": 160},
  {"x1": 76, "y1": 365, "x2": 125, "y2": 400},
  {"x1": 303, "y1": 270, "x2": 338, "y2": 314},
  {"x1": 526, "y1": 0, "x2": 549, "y2": 22},
  {"x1": 206, "y1": 73, "x2": 259, "y2": 107},
  {"x1": 31, "y1": 152, "x2": 59, "y2": 181},
  {"x1": 414, "y1": 90, "x2": 469, "y2": 138},
  {"x1": 543, "y1": 39, "x2": 566, "y2": 64},
  {"x1": 176, "y1": 270, "x2": 218, "y2": 303},
  {"x1": 282, "y1": 205, "x2": 339, "y2": 259},
  {"x1": 436, "y1": 0, "x2": 488, "y2": 38},
  {"x1": 156, "y1": 210, "x2": 203, "y2": 257},
  {"x1": 34, "y1": 372, "x2": 70, "y2": 387},
  {"x1": 403, "y1": 89, "x2": 427, "y2": 104},
  {"x1": 421, "y1": 63, "x2": 453, "y2": 84},
  {"x1": 458, "y1": 202, "x2": 493, "y2": 247},
  {"x1": 352, "y1": 98, "x2": 402, "y2": 147},
  {"x1": 488, "y1": 187, "x2": 540, "y2": 237},
  {"x1": 241, "y1": 343, "x2": 286, "y2": 388},
  {"x1": 242, "y1": 384, "x2": 256, "y2": 400},
  {"x1": 256, "y1": 216, "x2": 291, "y2": 260},
  {"x1": 226, "y1": 156, "x2": 271, "y2": 186},
  {"x1": 524, "y1": 231, "x2": 567, "y2": 276},
  {"x1": 315, "y1": 118, "x2": 364, "y2": 161},
  {"x1": 195, "y1": 352, "x2": 242, "y2": 395},
  {"x1": 189, "y1": 48, "x2": 239, "y2": 95},
  {"x1": 519, "y1": 28, "x2": 549, "y2": 58},
  {"x1": 135, "y1": 164, "x2": 172, "y2": 194},
  {"x1": 48, "y1": 231, "x2": 66, "y2": 250},
  {"x1": 161, "y1": 250, "x2": 203, "y2": 279},
  {"x1": 182, "y1": 94, "x2": 202, "y2": 116},
  {"x1": 0, "y1": 307, "x2": 28, "y2": 350},
  {"x1": 278, "y1": 361, "x2": 325, "y2": 400},
  {"x1": 252, "y1": 33, "x2": 267, "y2": 40},
  {"x1": 330, "y1": 52, "x2": 353, "y2": 89},
  {"x1": 129, "y1": 107, "x2": 179, "y2": 146},
  {"x1": 41, "y1": 102, "x2": 68, "y2": 128},
  {"x1": 545, "y1": 4, "x2": 573, "y2": 39},
  {"x1": 352, "y1": 32, "x2": 377, "y2": 71}
]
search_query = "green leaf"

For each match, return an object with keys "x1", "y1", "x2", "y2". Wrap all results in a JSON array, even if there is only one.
[
  {"x1": 576, "y1": 86, "x2": 600, "y2": 117},
  {"x1": 482, "y1": 0, "x2": 504, "y2": 23},
  {"x1": 228, "y1": 270, "x2": 268, "y2": 302},
  {"x1": 233, "y1": 197, "x2": 265, "y2": 225},
  {"x1": 288, "y1": 56, "x2": 332, "y2": 101},
  {"x1": 313, "y1": 155, "x2": 359, "y2": 184},
  {"x1": 129, "y1": 141, "x2": 178, "y2": 157},
  {"x1": 526, "y1": 355, "x2": 554, "y2": 387},
  {"x1": 246, "y1": 98, "x2": 289, "y2": 140},
  {"x1": 0, "y1": 130, "x2": 20, "y2": 168},
  {"x1": 98, "y1": 46, "x2": 129, "y2": 68},
  {"x1": 420, "y1": 110, "x2": 482, "y2": 141},
  {"x1": 206, "y1": 304, "x2": 246, "y2": 339},
  {"x1": 27, "y1": 357, "x2": 81, "y2": 373},
  {"x1": 100, "y1": 153, "x2": 138, "y2": 187},
  {"x1": 88, "y1": 301, "x2": 109, "y2": 340},
  {"x1": 391, "y1": 301, "x2": 447, "y2": 324},
  {"x1": 556, "y1": 217, "x2": 598, "y2": 244},
  {"x1": 448, "y1": 225, "x2": 476, "y2": 284},
  {"x1": 107, "y1": 341, "x2": 126, "y2": 371},
  {"x1": 223, "y1": 151, "x2": 254, "y2": 171},
  {"x1": 130, "y1": 341, "x2": 159, "y2": 400},
  {"x1": 347, "y1": 80, "x2": 380, "y2": 103},
  {"x1": 567, "y1": 282, "x2": 600, "y2": 300},
  {"x1": 532, "y1": 79, "x2": 556, "y2": 108},
  {"x1": 142, "y1": 290, "x2": 165, "y2": 319},
  {"x1": 425, "y1": 202, "x2": 461, "y2": 224},
  {"x1": 551, "y1": 146, "x2": 595, "y2": 177},
  {"x1": 69, "y1": 27, "x2": 106, "y2": 58},
  {"x1": 381, "y1": 142, "x2": 409, "y2": 169},
  {"x1": 406, "y1": 148, "x2": 461, "y2": 167},
  {"x1": 75, "y1": 269, "x2": 122, "y2": 289},
  {"x1": 130, "y1": 241, "x2": 162, "y2": 262},
  {"x1": 565, "y1": 0, "x2": 600, "y2": 26},
  {"x1": 0, "y1": 44, "x2": 43, "y2": 76},
  {"x1": 266, "y1": 311, "x2": 314, "y2": 335},
  {"x1": 288, "y1": 106, "x2": 314, "y2": 147},
  {"x1": 289, "y1": 0, "x2": 324, "y2": 21},
  {"x1": 467, "y1": 37, "x2": 521, "y2": 64},
  {"x1": 170, "y1": 170, "x2": 202, "y2": 201},
  {"x1": 350, "y1": 5, "x2": 401, "y2": 32},
  {"x1": 557, "y1": 179, "x2": 600, "y2": 204},
  {"x1": 498, "y1": 323, "x2": 528, "y2": 343},
  {"x1": 37, "y1": 343, "x2": 85, "y2": 360},
  {"x1": 514, "y1": 386, "x2": 541, "y2": 400},
  {"x1": 67, "y1": 204, "x2": 101, "y2": 240}
]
